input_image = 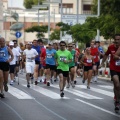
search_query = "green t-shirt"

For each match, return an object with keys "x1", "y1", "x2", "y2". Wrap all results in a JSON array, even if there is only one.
[
  {"x1": 69, "y1": 49, "x2": 76, "y2": 67},
  {"x1": 55, "y1": 50, "x2": 72, "y2": 71}
]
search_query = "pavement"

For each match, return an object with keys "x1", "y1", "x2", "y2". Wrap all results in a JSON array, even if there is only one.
[{"x1": 0, "y1": 73, "x2": 119, "y2": 120}]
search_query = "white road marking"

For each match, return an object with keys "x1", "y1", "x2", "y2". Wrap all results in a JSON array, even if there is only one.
[
  {"x1": 76, "y1": 85, "x2": 114, "y2": 97},
  {"x1": 76, "y1": 99, "x2": 120, "y2": 118},
  {"x1": 8, "y1": 85, "x2": 34, "y2": 99},
  {"x1": 51, "y1": 85, "x2": 103, "y2": 100},
  {"x1": 98, "y1": 85, "x2": 113, "y2": 89},
  {"x1": 22, "y1": 84, "x2": 69, "y2": 99}
]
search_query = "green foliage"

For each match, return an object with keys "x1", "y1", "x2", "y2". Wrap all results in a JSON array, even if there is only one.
[
  {"x1": 50, "y1": 29, "x2": 60, "y2": 40},
  {"x1": 25, "y1": 25, "x2": 48, "y2": 38},
  {"x1": 24, "y1": 0, "x2": 45, "y2": 9},
  {"x1": 90, "y1": 0, "x2": 120, "y2": 39}
]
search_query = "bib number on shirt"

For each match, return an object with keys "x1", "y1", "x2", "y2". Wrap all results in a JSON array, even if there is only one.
[
  {"x1": 47, "y1": 54, "x2": 52, "y2": 58},
  {"x1": 0, "y1": 51, "x2": 5, "y2": 57},
  {"x1": 115, "y1": 60, "x2": 120, "y2": 66},
  {"x1": 60, "y1": 56, "x2": 67, "y2": 62},
  {"x1": 93, "y1": 56, "x2": 96, "y2": 58},
  {"x1": 87, "y1": 59, "x2": 92, "y2": 63},
  {"x1": 27, "y1": 58, "x2": 33, "y2": 62}
]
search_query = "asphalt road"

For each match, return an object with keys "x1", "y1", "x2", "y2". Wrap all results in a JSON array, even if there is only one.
[{"x1": 0, "y1": 73, "x2": 120, "y2": 120}]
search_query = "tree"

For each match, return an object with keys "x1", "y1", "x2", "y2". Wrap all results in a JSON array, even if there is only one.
[
  {"x1": 25, "y1": 25, "x2": 48, "y2": 38},
  {"x1": 24, "y1": 0, "x2": 45, "y2": 9},
  {"x1": 50, "y1": 29, "x2": 60, "y2": 40},
  {"x1": 89, "y1": 0, "x2": 120, "y2": 39}
]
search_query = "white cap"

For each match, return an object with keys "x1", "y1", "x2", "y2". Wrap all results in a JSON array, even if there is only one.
[
  {"x1": 9, "y1": 41, "x2": 14, "y2": 46},
  {"x1": 27, "y1": 42, "x2": 32, "y2": 45}
]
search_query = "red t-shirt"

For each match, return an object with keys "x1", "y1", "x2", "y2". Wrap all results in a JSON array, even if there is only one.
[
  {"x1": 40, "y1": 47, "x2": 46, "y2": 66},
  {"x1": 90, "y1": 47, "x2": 99, "y2": 62},
  {"x1": 105, "y1": 44, "x2": 120, "y2": 72},
  {"x1": 84, "y1": 57, "x2": 93, "y2": 66}
]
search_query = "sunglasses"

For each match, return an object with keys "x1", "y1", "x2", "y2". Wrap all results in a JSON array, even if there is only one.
[
  {"x1": 60, "y1": 45, "x2": 65, "y2": 46},
  {"x1": 68, "y1": 46, "x2": 72, "y2": 47}
]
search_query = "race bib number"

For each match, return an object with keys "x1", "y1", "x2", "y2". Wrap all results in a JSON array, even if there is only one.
[
  {"x1": 115, "y1": 60, "x2": 120, "y2": 66},
  {"x1": 93, "y1": 56, "x2": 96, "y2": 58},
  {"x1": 0, "y1": 51, "x2": 5, "y2": 57},
  {"x1": 47, "y1": 54, "x2": 52, "y2": 58},
  {"x1": 87, "y1": 59, "x2": 92, "y2": 63},
  {"x1": 60, "y1": 56, "x2": 67, "y2": 62},
  {"x1": 27, "y1": 58, "x2": 33, "y2": 62}
]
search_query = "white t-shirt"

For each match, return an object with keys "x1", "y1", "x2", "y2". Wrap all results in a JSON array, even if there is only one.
[
  {"x1": 23, "y1": 48, "x2": 38, "y2": 63},
  {"x1": 9, "y1": 48, "x2": 20, "y2": 65},
  {"x1": 14, "y1": 46, "x2": 21, "y2": 61}
]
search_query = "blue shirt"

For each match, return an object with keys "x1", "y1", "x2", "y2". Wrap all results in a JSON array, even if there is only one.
[
  {"x1": 0, "y1": 46, "x2": 9, "y2": 62},
  {"x1": 46, "y1": 49, "x2": 56, "y2": 65},
  {"x1": 32, "y1": 45, "x2": 40, "y2": 61},
  {"x1": 98, "y1": 46, "x2": 104, "y2": 53}
]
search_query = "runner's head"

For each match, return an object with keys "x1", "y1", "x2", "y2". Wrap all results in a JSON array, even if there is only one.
[
  {"x1": 37, "y1": 39, "x2": 43, "y2": 47},
  {"x1": 0, "y1": 37, "x2": 5, "y2": 47},
  {"x1": 90, "y1": 41, "x2": 95, "y2": 48},
  {"x1": 114, "y1": 34, "x2": 120, "y2": 47},
  {"x1": 12, "y1": 40, "x2": 17, "y2": 48},
  {"x1": 59, "y1": 41, "x2": 66, "y2": 50},
  {"x1": 53, "y1": 42, "x2": 58, "y2": 50},
  {"x1": 48, "y1": 43, "x2": 53, "y2": 50},
  {"x1": 33, "y1": 39, "x2": 38, "y2": 46},
  {"x1": 85, "y1": 47, "x2": 91, "y2": 54},
  {"x1": 95, "y1": 41, "x2": 100, "y2": 47},
  {"x1": 27, "y1": 42, "x2": 32, "y2": 49},
  {"x1": 9, "y1": 41, "x2": 14, "y2": 49},
  {"x1": 68, "y1": 43, "x2": 73, "y2": 51}
]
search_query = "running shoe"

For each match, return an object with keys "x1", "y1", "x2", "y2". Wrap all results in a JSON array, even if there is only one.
[
  {"x1": 4, "y1": 82, "x2": 8, "y2": 92},
  {"x1": 50, "y1": 79, "x2": 53, "y2": 84},
  {"x1": 60, "y1": 91, "x2": 64, "y2": 97},
  {"x1": 10, "y1": 81, "x2": 14, "y2": 85},
  {"x1": 35, "y1": 81, "x2": 38, "y2": 85},
  {"x1": 74, "y1": 80, "x2": 77, "y2": 84},
  {"x1": 66, "y1": 83, "x2": 70, "y2": 88},
  {"x1": 71, "y1": 81, "x2": 75, "y2": 88},
  {"x1": 82, "y1": 79, "x2": 85, "y2": 84},
  {"x1": 87, "y1": 86, "x2": 90, "y2": 89},
  {"x1": 47, "y1": 82, "x2": 50, "y2": 86},
  {"x1": 115, "y1": 101, "x2": 120, "y2": 113},
  {"x1": 27, "y1": 83, "x2": 30, "y2": 88},
  {"x1": 0, "y1": 93, "x2": 5, "y2": 98}
]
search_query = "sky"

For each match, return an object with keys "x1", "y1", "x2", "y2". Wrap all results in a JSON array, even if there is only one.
[{"x1": 8, "y1": 0, "x2": 24, "y2": 8}]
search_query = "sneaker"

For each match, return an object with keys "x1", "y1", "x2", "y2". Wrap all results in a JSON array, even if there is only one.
[
  {"x1": 47, "y1": 82, "x2": 50, "y2": 86},
  {"x1": 35, "y1": 81, "x2": 38, "y2": 85},
  {"x1": 82, "y1": 79, "x2": 85, "y2": 84},
  {"x1": 87, "y1": 86, "x2": 90, "y2": 89},
  {"x1": 27, "y1": 84, "x2": 30, "y2": 88},
  {"x1": 4, "y1": 83, "x2": 8, "y2": 92},
  {"x1": 54, "y1": 79, "x2": 57, "y2": 82},
  {"x1": 74, "y1": 80, "x2": 77, "y2": 84},
  {"x1": 0, "y1": 93, "x2": 5, "y2": 98},
  {"x1": 50, "y1": 79, "x2": 53, "y2": 84},
  {"x1": 60, "y1": 91, "x2": 64, "y2": 97},
  {"x1": 115, "y1": 102, "x2": 120, "y2": 113},
  {"x1": 66, "y1": 83, "x2": 70, "y2": 88},
  {"x1": 10, "y1": 81, "x2": 14, "y2": 85},
  {"x1": 71, "y1": 82, "x2": 75, "y2": 88}
]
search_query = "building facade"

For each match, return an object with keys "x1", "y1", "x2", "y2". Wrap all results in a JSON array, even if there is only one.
[{"x1": 2, "y1": 0, "x2": 96, "y2": 43}]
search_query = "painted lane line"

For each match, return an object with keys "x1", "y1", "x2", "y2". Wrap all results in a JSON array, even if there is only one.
[
  {"x1": 8, "y1": 85, "x2": 34, "y2": 99},
  {"x1": 98, "y1": 85, "x2": 113, "y2": 90},
  {"x1": 76, "y1": 99, "x2": 120, "y2": 118},
  {"x1": 76, "y1": 85, "x2": 114, "y2": 97},
  {"x1": 22, "y1": 84, "x2": 69, "y2": 99},
  {"x1": 51, "y1": 85, "x2": 103, "y2": 100}
]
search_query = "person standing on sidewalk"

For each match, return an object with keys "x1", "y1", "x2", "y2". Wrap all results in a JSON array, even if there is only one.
[
  {"x1": 55, "y1": 41, "x2": 72, "y2": 97},
  {"x1": 100, "y1": 34, "x2": 120, "y2": 113},
  {"x1": 0, "y1": 37, "x2": 14, "y2": 98}
]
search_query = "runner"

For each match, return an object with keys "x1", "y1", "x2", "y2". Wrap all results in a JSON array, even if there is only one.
[
  {"x1": 55, "y1": 41, "x2": 72, "y2": 97},
  {"x1": 67, "y1": 43, "x2": 76, "y2": 88},
  {"x1": 23, "y1": 42, "x2": 38, "y2": 88},
  {"x1": 0, "y1": 37, "x2": 14, "y2": 98},
  {"x1": 80, "y1": 47, "x2": 94, "y2": 89},
  {"x1": 9, "y1": 41, "x2": 20, "y2": 85},
  {"x1": 100, "y1": 34, "x2": 120, "y2": 113},
  {"x1": 90, "y1": 41, "x2": 100, "y2": 82},
  {"x1": 45, "y1": 43, "x2": 56, "y2": 86}
]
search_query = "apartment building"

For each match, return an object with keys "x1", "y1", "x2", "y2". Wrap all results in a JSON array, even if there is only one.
[{"x1": 2, "y1": 0, "x2": 94, "y2": 42}]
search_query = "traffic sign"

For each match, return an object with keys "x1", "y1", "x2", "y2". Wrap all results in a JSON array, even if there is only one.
[{"x1": 15, "y1": 31, "x2": 22, "y2": 38}]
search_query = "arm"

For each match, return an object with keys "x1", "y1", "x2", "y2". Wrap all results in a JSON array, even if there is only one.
[
  {"x1": 113, "y1": 47, "x2": 120, "y2": 60},
  {"x1": 7, "y1": 47, "x2": 14, "y2": 63}
]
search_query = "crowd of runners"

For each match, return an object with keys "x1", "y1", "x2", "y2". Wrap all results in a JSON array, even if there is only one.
[{"x1": 0, "y1": 34, "x2": 120, "y2": 113}]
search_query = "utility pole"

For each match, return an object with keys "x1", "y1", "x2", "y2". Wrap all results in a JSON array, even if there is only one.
[
  {"x1": 0, "y1": 0, "x2": 3, "y2": 37},
  {"x1": 97, "y1": 0, "x2": 100, "y2": 41},
  {"x1": 76, "y1": 0, "x2": 79, "y2": 24},
  {"x1": 60, "y1": 0, "x2": 63, "y2": 41}
]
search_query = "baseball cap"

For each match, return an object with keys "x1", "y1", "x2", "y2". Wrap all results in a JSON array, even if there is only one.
[
  {"x1": 9, "y1": 41, "x2": 14, "y2": 46},
  {"x1": 27, "y1": 42, "x2": 32, "y2": 45}
]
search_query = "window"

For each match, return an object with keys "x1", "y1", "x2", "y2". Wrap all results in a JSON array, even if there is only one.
[
  {"x1": 59, "y1": 4, "x2": 73, "y2": 14},
  {"x1": 83, "y1": 4, "x2": 92, "y2": 14}
]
